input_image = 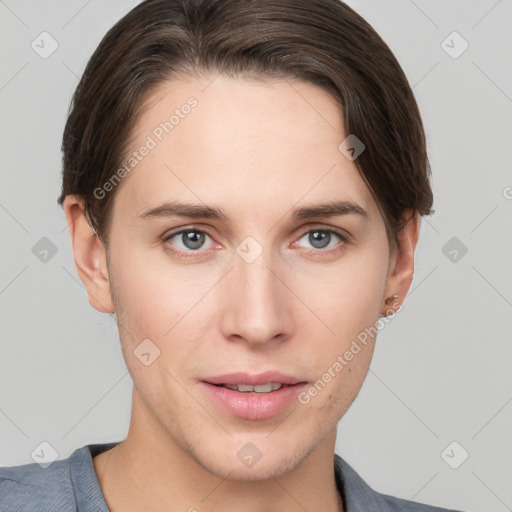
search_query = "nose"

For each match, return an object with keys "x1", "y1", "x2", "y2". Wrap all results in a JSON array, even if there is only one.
[{"x1": 219, "y1": 248, "x2": 292, "y2": 348}]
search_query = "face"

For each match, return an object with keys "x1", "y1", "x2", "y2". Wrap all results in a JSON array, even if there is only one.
[{"x1": 72, "y1": 74, "x2": 412, "y2": 480}]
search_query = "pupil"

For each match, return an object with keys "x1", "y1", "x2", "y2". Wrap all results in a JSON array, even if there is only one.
[
  {"x1": 310, "y1": 230, "x2": 330, "y2": 249},
  {"x1": 183, "y1": 231, "x2": 204, "y2": 250}
]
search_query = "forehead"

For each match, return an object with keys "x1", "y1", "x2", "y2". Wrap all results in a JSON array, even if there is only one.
[{"x1": 113, "y1": 75, "x2": 378, "y2": 225}]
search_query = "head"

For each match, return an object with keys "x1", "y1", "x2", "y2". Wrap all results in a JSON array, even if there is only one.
[{"x1": 60, "y1": 0, "x2": 433, "y2": 480}]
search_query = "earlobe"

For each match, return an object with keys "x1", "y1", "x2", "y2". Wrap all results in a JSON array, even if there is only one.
[
  {"x1": 380, "y1": 210, "x2": 420, "y2": 317},
  {"x1": 63, "y1": 195, "x2": 115, "y2": 314}
]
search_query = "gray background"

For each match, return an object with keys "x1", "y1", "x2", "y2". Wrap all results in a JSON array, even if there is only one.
[{"x1": 1, "y1": 1, "x2": 511, "y2": 511}]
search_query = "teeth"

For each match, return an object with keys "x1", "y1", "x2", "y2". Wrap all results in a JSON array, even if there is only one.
[
  {"x1": 238, "y1": 384, "x2": 256, "y2": 392},
  {"x1": 253, "y1": 384, "x2": 273, "y2": 393},
  {"x1": 223, "y1": 383, "x2": 284, "y2": 393}
]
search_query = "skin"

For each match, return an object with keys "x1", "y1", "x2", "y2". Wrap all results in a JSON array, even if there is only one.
[{"x1": 63, "y1": 74, "x2": 419, "y2": 512}]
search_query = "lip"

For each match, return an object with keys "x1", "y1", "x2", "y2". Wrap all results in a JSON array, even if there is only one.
[
  {"x1": 199, "y1": 382, "x2": 307, "y2": 420},
  {"x1": 199, "y1": 372, "x2": 307, "y2": 421}
]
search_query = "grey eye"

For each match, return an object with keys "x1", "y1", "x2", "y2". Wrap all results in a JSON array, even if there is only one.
[{"x1": 180, "y1": 230, "x2": 206, "y2": 250}]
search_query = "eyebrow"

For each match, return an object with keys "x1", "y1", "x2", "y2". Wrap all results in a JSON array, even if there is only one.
[{"x1": 137, "y1": 199, "x2": 369, "y2": 223}]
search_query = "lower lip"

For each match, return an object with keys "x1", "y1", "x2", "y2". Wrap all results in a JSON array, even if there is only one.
[{"x1": 199, "y1": 382, "x2": 308, "y2": 420}]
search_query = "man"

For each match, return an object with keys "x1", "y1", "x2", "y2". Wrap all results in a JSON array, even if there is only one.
[{"x1": 0, "y1": 1, "x2": 464, "y2": 510}]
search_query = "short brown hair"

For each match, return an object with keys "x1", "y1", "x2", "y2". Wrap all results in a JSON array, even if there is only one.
[{"x1": 58, "y1": 0, "x2": 434, "y2": 250}]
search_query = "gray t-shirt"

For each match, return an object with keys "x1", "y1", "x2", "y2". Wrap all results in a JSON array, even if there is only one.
[{"x1": 0, "y1": 442, "x2": 464, "y2": 511}]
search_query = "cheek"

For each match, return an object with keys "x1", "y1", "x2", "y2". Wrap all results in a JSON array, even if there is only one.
[
  {"x1": 110, "y1": 247, "x2": 200, "y2": 335},
  {"x1": 108, "y1": 248, "x2": 216, "y2": 381},
  {"x1": 307, "y1": 247, "x2": 388, "y2": 341},
  {"x1": 295, "y1": 249, "x2": 388, "y2": 409}
]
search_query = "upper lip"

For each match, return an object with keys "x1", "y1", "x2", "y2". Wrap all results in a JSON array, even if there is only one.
[{"x1": 202, "y1": 371, "x2": 305, "y2": 386}]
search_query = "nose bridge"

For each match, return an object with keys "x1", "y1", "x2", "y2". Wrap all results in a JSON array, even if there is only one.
[{"x1": 222, "y1": 244, "x2": 289, "y2": 345}]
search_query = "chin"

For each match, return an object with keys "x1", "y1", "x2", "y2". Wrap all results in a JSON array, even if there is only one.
[
  {"x1": 203, "y1": 455, "x2": 299, "y2": 482},
  {"x1": 189, "y1": 438, "x2": 316, "y2": 482}
]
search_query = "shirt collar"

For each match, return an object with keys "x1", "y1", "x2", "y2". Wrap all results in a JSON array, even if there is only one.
[{"x1": 335, "y1": 453, "x2": 395, "y2": 511}]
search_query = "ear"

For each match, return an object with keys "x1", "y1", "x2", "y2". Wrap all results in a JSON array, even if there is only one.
[
  {"x1": 63, "y1": 195, "x2": 115, "y2": 314},
  {"x1": 380, "y1": 209, "x2": 420, "y2": 316}
]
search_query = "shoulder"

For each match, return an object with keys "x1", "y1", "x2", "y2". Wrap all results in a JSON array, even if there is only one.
[
  {"x1": 0, "y1": 454, "x2": 77, "y2": 511},
  {"x1": 334, "y1": 454, "x2": 466, "y2": 512},
  {"x1": 0, "y1": 442, "x2": 117, "y2": 511}
]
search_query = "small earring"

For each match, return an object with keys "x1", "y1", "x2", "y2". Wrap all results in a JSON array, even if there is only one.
[{"x1": 380, "y1": 294, "x2": 400, "y2": 318}]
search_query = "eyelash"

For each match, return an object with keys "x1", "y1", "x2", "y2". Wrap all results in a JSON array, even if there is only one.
[{"x1": 162, "y1": 226, "x2": 350, "y2": 259}]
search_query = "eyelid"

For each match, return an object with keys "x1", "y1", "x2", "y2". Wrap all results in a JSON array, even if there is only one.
[
  {"x1": 291, "y1": 225, "x2": 350, "y2": 254},
  {"x1": 294, "y1": 223, "x2": 351, "y2": 242},
  {"x1": 162, "y1": 227, "x2": 219, "y2": 259},
  {"x1": 163, "y1": 226, "x2": 218, "y2": 246}
]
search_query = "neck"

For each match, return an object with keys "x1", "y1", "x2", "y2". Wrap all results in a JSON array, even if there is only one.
[{"x1": 93, "y1": 388, "x2": 344, "y2": 512}]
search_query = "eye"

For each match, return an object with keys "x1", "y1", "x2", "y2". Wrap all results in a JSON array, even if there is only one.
[
  {"x1": 294, "y1": 227, "x2": 349, "y2": 253},
  {"x1": 163, "y1": 228, "x2": 217, "y2": 257},
  {"x1": 162, "y1": 226, "x2": 349, "y2": 259}
]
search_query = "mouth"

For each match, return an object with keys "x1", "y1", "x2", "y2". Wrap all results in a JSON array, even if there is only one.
[
  {"x1": 199, "y1": 371, "x2": 308, "y2": 420},
  {"x1": 202, "y1": 370, "x2": 304, "y2": 387},
  {"x1": 213, "y1": 382, "x2": 287, "y2": 393}
]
